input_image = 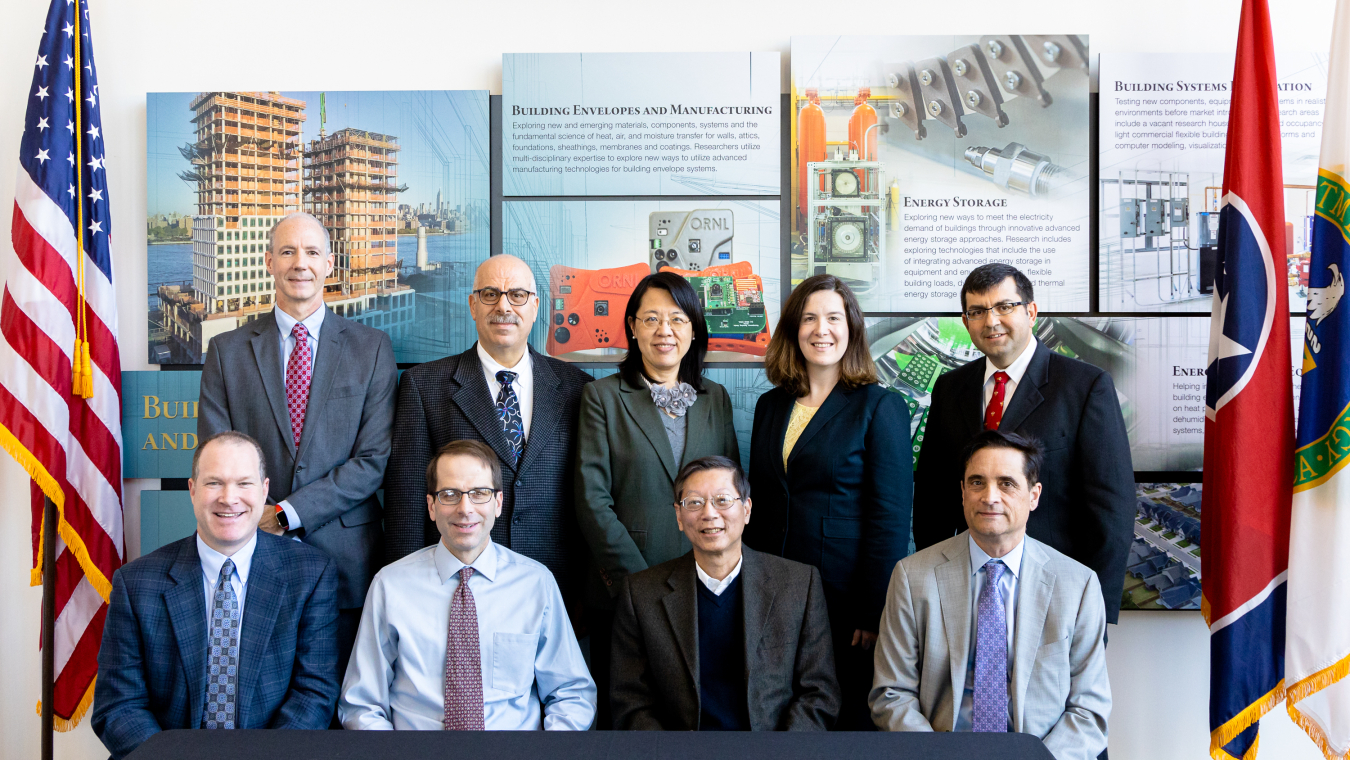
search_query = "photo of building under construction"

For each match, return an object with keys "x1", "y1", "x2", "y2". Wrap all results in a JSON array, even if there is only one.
[
  {"x1": 147, "y1": 90, "x2": 489, "y2": 364},
  {"x1": 791, "y1": 36, "x2": 1091, "y2": 313}
]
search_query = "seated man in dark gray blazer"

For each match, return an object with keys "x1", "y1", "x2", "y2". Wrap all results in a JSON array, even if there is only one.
[
  {"x1": 611, "y1": 456, "x2": 839, "y2": 730},
  {"x1": 871, "y1": 431, "x2": 1110, "y2": 760},
  {"x1": 93, "y1": 432, "x2": 338, "y2": 759}
]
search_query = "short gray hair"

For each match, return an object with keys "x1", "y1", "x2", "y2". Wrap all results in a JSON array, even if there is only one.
[
  {"x1": 192, "y1": 431, "x2": 267, "y2": 483},
  {"x1": 267, "y1": 211, "x2": 331, "y2": 255}
]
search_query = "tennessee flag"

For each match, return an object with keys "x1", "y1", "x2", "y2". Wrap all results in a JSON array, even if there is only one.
[
  {"x1": 1288, "y1": 2, "x2": 1350, "y2": 757},
  {"x1": 1200, "y1": 0, "x2": 1297, "y2": 758}
]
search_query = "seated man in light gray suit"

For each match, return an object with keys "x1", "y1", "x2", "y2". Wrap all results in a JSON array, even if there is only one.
[
  {"x1": 199, "y1": 211, "x2": 397, "y2": 679},
  {"x1": 870, "y1": 430, "x2": 1109, "y2": 759},
  {"x1": 611, "y1": 456, "x2": 839, "y2": 730}
]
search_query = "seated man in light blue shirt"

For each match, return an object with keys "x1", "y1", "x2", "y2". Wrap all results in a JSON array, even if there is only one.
[
  {"x1": 870, "y1": 430, "x2": 1110, "y2": 760},
  {"x1": 340, "y1": 439, "x2": 595, "y2": 730}
]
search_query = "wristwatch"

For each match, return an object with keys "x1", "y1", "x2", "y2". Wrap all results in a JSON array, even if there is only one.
[{"x1": 274, "y1": 504, "x2": 290, "y2": 531}]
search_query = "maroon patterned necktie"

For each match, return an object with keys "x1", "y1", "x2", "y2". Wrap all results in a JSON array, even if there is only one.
[
  {"x1": 285, "y1": 323, "x2": 313, "y2": 447},
  {"x1": 984, "y1": 371, "x2": 1011, "y2": 430},
  {"x1": 443, "y1": 566, "x2": 485, "y2": 730}
]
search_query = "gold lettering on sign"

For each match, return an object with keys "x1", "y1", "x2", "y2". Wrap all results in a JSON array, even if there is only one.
[
  {"x1": 161, "y1": 433, "x2": 178, "y2": 450},
  {"x1": 143, "y1": 432, "x2": 158, "y2": 450},
  {"x1": 144, "y1": 395, "x2": 161, "y2": 419}
]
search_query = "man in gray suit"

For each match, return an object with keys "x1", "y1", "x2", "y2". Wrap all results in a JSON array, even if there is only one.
[
  {"x1": 611, "y1": 456, "x2": 839, "y2": 730},
  {"x1": 198, "y1": 211, "x2": 397, "y2": 677},
  {"x1": 871, "y1": 430, "x2": 1109, "y2": 759}
]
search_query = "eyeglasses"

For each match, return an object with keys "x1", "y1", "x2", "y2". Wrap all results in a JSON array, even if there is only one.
[
  {"x1": 473, "y1": 287, "x2": 534, "y2": 306},
  {"x1": 962, "y1": 301, "x2": 1028, "y2": 321},
  {"x1": 431, "y1": 487, "x2": 499, "y2": 506},
  {"x1": 636, "y1": 314, "x2": 692, "y2": 330},
  {"x1": 677, "y1": 494, "x2": 742, "y2": 512}
]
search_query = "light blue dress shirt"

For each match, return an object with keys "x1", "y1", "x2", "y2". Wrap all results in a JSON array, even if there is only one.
[
  {"x1": 955, "y1": 534, "x2": 1023, "y2": 731},
  {"x1": 338, "y1": 540, "x2": 596, "y2": 730},
  {"x1": 272, "y1": 304, "x2": 325, "y2": 530},
  {"x1": 196, "y1": 532, "x2": 257, "y2": 626}
]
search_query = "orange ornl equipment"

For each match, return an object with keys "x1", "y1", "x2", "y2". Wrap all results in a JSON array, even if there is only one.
[
  {"x1": 797, "y1": 88, "x2": 826, "y2": 218},
  {"x1": 848, "y1": 87, "x2": 878, "y2": 190}
]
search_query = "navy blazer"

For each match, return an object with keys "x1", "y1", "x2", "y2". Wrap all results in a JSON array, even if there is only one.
[
  {"x1": 92, "y1": 532, "x2": 338, "y2": 760},
  {"x1": 911, "y1": 340, "x2": 1136, "y2": 624},
  {"x1": 744, "y1": 383, "x2": 913, "y2": 631}
]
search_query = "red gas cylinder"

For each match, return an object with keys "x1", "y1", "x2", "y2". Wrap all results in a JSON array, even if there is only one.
[
  {"x1": 797, "y1": 88, "x2": 826, "y2": 218},
  {"x1": 847, "y1": 88, "x2": 878, "y2": 191}
]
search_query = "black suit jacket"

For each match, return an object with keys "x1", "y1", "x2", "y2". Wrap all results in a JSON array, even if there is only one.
[
  {"x1": 912, "y1": 340, "x2": 1136, "y2": 623},
  {"x1": 198, "y1": 308, "x2": 397, "y2": 610},
  {"x1": 744, "y1": 383, "x2": 913, "y2": 632},
  {"x1": 610, "y1": 548, "x2": 840, "y2": 730},
  {"x1": 382, "y1": 344, "x2": 593, "y2": 601},
  {"x1": 92, "y1": 532, "x2": 338, "y2": 760}
]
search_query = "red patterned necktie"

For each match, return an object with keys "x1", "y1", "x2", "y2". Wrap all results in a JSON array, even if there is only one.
[
  {"x1": 443, "y1": 566, "x2": 485, "y2": 730},
  {"x1": 285, "y1": 323, "x2": 313, "y2": 447},
  {"x1": 984, "y1": 371, "x2": 1011, "y2": 430}
]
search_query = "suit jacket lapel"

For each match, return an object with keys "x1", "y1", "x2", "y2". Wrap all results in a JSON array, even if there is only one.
[
  {"x1": 618, "y1": 375, "x2": 678, "y2": 481},
  {"x1": 997, "y1": 342, "x2": 1049, "y2": 434},
  {"x1": 517, "y1": 349, "x2": 561, "y2": 474},
  {"x1": 1011, "y1": 539, "x2": 1055, "y2": 733},
  {"x1": 248, "y1": 313, "x2": 296, "y2": 457},
  {"x1": 957, "y1": 358, "x2": 987, "y2": 440},
  {"x1": 660, "y1": 556, "x2": 700, "y2": 696},
  {"x1": 236, "y1": 535, "x2": 284, "y2": 728},
  {"x1": 165, "y1": 539, "x2": 207, "y2": 726},
  {"x1": 740, "y1": 549, "x2": 776, "y2": 728},
  {"x1": 767, "y1": 393, "x2": 792, "y2": 494},
  {"x1": 451, "y1": 346, "x2": 518, "y2": 473},
  {"x1": 785, "y1": 385, "x2": 851, "y2": 467},
  {"x1": 297, "y1": 309, "x2": 345, "y2": 463},
  {"x1": 935, "y1": 539, "x2": 972, "y2": 732}
]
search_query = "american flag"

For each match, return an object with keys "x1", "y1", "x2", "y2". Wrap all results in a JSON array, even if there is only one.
[{"x1": 8, "y1": 0, "x2": 123, "y2": 729}]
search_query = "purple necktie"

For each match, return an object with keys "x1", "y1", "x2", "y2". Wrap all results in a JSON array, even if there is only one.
[
  {"x1": 973, "y1": 560, "x2": 1008, "y2": 732},
  {"x1": 285, "y1": 323, "x2": 312, "y2": 447},
  {"x1": 443, "y1": 567, "x2": 484, "y2": 730}
]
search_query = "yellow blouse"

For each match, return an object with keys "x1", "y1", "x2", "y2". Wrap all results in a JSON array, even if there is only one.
[{"x1": 782, "y1": 401, "x2": 820, "y2": 467}]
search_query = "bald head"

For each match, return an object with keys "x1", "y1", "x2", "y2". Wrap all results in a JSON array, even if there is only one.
[
  {"x1": 268, "y1": 212, "x2": 330, "y2": 255},
  {"x1": 470, "y1": 255, "x2": 539, "y2": 366}
]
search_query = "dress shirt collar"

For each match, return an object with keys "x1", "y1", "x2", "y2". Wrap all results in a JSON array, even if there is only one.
[
  {"x1": 434, "y1": 539, "x2": 499, "y2": 584},
  {"x1": 968, "y1": 533, "x2": 1024, "y2": 580},
  {"x1": 274, "y1": 303, "x2": 325, "y2": 342},
  {"x1": 983, "y1": 335, "x2": 1038, "y2": 388},
  {"x1": 694, "y1": 554, "x2": 743, "y2": 596},
  {"x1": 196, "y1": 531, "x2": 258, "y2": 585},
  {"x1": 476, "y1": 341, "x2": 531, "y2": 377}
]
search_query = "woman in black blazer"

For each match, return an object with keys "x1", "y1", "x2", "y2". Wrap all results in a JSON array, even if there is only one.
[{"x1": 744, "y1": 274, "x2": 912, "y2": 730}]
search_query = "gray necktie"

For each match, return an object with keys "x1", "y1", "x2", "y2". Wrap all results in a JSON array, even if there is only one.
[{"x1": 202, "y1": 558, "x2": 240, "y2": 729}]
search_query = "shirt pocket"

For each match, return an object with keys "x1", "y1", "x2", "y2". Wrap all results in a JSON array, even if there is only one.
[{"x1": 491, "y1": 632, "x2": 539, "y2": 696}]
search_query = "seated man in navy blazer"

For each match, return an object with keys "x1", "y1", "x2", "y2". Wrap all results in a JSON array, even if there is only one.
[{"x1": 92, "y1": 432, "x2": 339, "y2": 759}]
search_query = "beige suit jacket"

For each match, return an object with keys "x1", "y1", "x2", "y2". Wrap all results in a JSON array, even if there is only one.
[{"x1": 869, "y1": 532, "x2": 1110, "y2": 760}]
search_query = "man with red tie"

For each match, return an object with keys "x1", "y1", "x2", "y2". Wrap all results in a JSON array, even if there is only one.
[
  {"x1": 199, "y1": 211, "x2": 398, "y2": 681},
  {"x1": 912, "y1": 264, "x2": 1135, "y2": 625},
  {"x1": 339, "y1": 440, "x2": 595, "y2": 730}
]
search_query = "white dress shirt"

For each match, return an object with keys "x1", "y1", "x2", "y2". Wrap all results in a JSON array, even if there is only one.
[
  {"x1": 196, "y1": 532, "x2": 257, "y2": 626},
  {"x1": 694, "y1": 555, "x2": 744, "y2": 596},
  {"x1": 955, "y1": 534, "x2": 1024, "y2": 731},
  {"x1": 477, "y1": 342, "x2": 534, "y2": 441},
  {"x1": 273, "y1": 304, "x2": 325, "y2": 531},
  {"x1": 339, "y1": 540, "x2": 595, "y2": 731},
  {"x1": 980, "y1": 336, "x2": 1038, "y2": 420}
]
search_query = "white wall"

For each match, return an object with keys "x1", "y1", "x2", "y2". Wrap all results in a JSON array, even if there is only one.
[{"x1": 0, "y1": 0, "x2": 1335, "y2": 757}]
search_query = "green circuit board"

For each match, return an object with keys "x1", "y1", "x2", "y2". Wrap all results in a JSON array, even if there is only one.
[{"x1": 689, "y1": 275, "x2": 767, "y2": 335}]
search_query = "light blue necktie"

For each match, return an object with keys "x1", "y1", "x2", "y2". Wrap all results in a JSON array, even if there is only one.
[
  {"x1": 973, "y1": 559, "x2": 1008, "y2": 732},
  {"x1": 202, "y1": 559, "x2": 240, "y2": 729}
]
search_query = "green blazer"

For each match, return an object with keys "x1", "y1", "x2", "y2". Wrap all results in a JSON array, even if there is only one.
[{"x1": 575, "y1": 372, "x2": 740, "y2": 609}]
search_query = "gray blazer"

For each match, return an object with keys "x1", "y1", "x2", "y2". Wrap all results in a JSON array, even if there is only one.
[
  {"x1": 198, "y1": 308, "x2": 397, "y2": 610},
  {"x1": 611, "y1": 547, "x2": 840, "y2": 730},
  {"x1": 870, "y1": 533, "x2": 1110, "y2": 760},
  {"x1": 575, "y1": 373, "x2": 739, "y2": 608}
]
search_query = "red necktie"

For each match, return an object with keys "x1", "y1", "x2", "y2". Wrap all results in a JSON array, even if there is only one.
[
  {"x1": 285, "y1": 323, "x2": 313, "y2": 447},
  {"x1": 984, "y1": 371, "x2": 1011, "y2": 430},
  {"x1": 443, "y1": 567, "x2": 485, "y2": 730}
]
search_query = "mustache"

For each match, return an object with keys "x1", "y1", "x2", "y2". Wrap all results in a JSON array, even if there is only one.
[{"x1": 489, "y1": 314, "x2": 521, "y2": 325}]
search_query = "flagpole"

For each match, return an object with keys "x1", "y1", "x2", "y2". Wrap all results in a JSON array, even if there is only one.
[{"x1": 41, "y1": 495, "x2": 56, "y2": 760}]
